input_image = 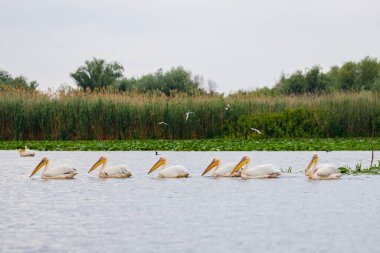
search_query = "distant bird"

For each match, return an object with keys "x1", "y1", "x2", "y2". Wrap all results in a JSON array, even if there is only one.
[
  {"x1": 225, "y1": 104, "x2": 231, "y2": 111},
  {"x1": 158, "y1": 122, "x2": 169, "y2": 126},
  {"x1": 18, "y1": 146, "x2": 35, "y2": 157},
  {"x1": 250, "y1": 128, "x2": 263, "y2": 134},
  {"x1": 155, "y1": 151, "x2": 161, "y2": 156},
  {"x1": 185, "y1": 112, "x2": 194, "y2": 121}
]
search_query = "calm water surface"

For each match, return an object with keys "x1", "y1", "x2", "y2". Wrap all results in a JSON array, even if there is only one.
[{"x1": 1, "y1": 151, "x2": 379, "y2": 253}]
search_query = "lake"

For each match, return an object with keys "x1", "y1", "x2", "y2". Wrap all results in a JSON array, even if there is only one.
[{"x1": 1, "y1": 150, "x2": 379, "y2": 253}]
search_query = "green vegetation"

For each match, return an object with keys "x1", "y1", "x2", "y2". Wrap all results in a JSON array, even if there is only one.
[
  {"x1": 0, "y1": 70, "x2": 38, "y2": 90},
  {"x1": 0, "y1": 90, "x2": 379, "y2": 141},
  {"x1": 254, "y1": 56, "x2": 380, "y2": 95},
  {"x1": 1, "y1": 138, "x2": 379, "y2": 151},
  {"x1": 70, "y1": 58, "x2": 124, "y2": 91},
  {"x1": 339, "y1": 161, "x2": 380, "y2": 175}
]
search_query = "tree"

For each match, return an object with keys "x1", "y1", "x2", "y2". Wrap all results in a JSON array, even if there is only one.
[
  {"x1": 70, "y1": 58, "x2": 124, "y2": 91},
  {"x1": 0, "y1": 69, "x2": 39, "y2": 90}
]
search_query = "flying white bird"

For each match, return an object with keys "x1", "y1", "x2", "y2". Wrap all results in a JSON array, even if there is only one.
[
  {"x1": 250, "y1": 128, "x2": 263, "y2": 134},
  {"x1": 158, "y1": 122, "x2": 169, "y2": 126},
  {"x1": 185, "y1": 112, "x2": 194, "y2": 121}
]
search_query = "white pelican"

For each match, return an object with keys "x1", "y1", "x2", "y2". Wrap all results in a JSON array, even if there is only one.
[
  {"x1": 201, "y1": 158, "x2": 241, "y2": 177},
  {"x1": 230, "y1": 156, "x2": 280, "y2": 179},
  {"x1": 30, "y1": 157, "x2": 77, "y2": 179},
  {"x1": 18, "y1": 146, "x2": 35, "y2": 157},
  {"x1": 88, "y1": 156, "x2": 132, "y2": 178},
  {"x1": 305, "y1": 154, "x2": 342, "y2": 180},
  {"x1": 148, "y1": 157, "x2": 190, "y2": 178}
]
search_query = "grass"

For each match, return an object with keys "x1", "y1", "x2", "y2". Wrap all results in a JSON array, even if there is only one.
[
  {"x1": 0, "y1": 89, "x2": 379, "y2": 141},
  {"x1": 1, "y1": 138, "x2": 379, "y2": 151}
]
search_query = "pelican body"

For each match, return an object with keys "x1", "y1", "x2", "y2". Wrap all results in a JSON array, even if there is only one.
[
  {"x1": 148, "y1": 157, "x2": 190, "y2": 178},
  {"x1": 230, "y1": 156, "x2": 280, "y2": 179},
  {"x1": 18, "y1": 146, "x2": 35, "y2": 157},
  {"x1": 30, "y1": 157, "x2": 77, "y2": 179},
  {"x1": 88, "y1": 156, "x2": 132, "y2": 178},
  {"x1": 305, "y1": 154, "x2": 342, "y2": 180},
  {"x1": 201, "y1": 158, "x2": 241, "y2": 177}
]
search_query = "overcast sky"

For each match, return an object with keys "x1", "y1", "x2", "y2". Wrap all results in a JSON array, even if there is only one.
[{"x1": 1, "y1": 0, "x2": 379, "y2": 92}]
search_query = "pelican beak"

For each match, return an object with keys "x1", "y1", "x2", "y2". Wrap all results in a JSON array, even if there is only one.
[
  {"x1": 88, "y1": 157, "x2": 106, "y2": 173},
  {"x1": 30, "y1": 159, "x2": 48, "y2": 177},
  {"x1": 201, "y1": 159, "x2": 220, "y2": 176},
  {"x1": 305, "y1": 154, "x2": 318, "y2": 174},
  {"x1": 148, "y1": 157, "x2": 166, "y2": 174},
  {"x1": 230, "y1": 156, "x2": 250, "y2": 175}
]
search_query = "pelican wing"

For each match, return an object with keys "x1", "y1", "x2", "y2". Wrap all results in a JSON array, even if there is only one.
[
  {"x1": 44, "y1": 165, "x2": 76, "y2": 177},
  {"x1": 103, "y1": 165, "x2": 132, "y2": 176},
  {"x1": 213, "y1": 163, "x2": 236, "y2": 176},
  {"x1": 159, "y1": 165, "x2": 189, "y2": 178},
  {"x1": 245, "y1": 164, "x2": 278, "y2": 176},
  {"x1": 315, "y1": 164, "x2": 338, "y2": 177}
]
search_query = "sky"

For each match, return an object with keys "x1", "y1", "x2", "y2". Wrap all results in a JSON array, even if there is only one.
[{"x1": 1, "y1": 0, "x2": 380, "y2": 93}]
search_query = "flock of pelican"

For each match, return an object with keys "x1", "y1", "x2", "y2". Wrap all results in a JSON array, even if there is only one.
[{"x1": 24, "y1": 150, "x2": 342, "y2": 180}]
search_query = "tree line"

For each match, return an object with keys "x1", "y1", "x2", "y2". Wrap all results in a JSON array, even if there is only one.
[{"x1": 1, "y1": 56, "x2": 380, "y2": 95}]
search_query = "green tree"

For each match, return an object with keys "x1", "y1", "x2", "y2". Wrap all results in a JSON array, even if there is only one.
[
  {"x1": 0, "y1": 69, "x2": 39, "y2": 90},
  {"x1": 70, "y1": 58, "x2": 124, "y2": 91}
]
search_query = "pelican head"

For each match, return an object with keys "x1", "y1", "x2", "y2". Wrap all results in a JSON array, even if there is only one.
[
  {"x1": 305, "y1": 153, "x2": 319, "y2": 176},
  {"x1": 30, "y1": 157, "x2": 49, "y2": 177},
  {"x1": 88, "y1": 156, "x2": 107, "y2": 173},
  {"x1": 201, "y1": 158, "x2": 220, "y2": 176},
  {"x1": 230, "y1": 155, "x2": 250, "y2": 175},
  {"x1": 148, "y1": 157, "x2": 167, "y2": 174}
]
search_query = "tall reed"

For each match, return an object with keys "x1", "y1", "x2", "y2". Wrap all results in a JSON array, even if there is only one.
[{"x1": 0, "y1": 89, "x2": 379, "y2": 140}]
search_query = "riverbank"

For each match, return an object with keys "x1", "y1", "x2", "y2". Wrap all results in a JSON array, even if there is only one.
[{"x1": 1, "y1": 138, "x2": 378, "y2": 151}]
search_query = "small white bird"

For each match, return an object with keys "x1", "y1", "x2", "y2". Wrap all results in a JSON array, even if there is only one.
[
  {"x1": 158, "y1": 122, "x2": 169, "y2": 126},
  {"x1": 185, "y1": 112, "x2": 194, "y2": 121},
  {"x1": 225, "y1": 104, "x2": 231, "y2": 111},
  {"x1": 250, "y1": 128, "x2": 263, "y2": 134}
]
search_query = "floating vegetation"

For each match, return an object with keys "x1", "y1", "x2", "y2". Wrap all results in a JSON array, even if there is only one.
[
  {"x1": 0, "y1": 138, "x2": 379, "y2": 151},
  {"x1": 338, "y1": 161, "x2": 380, "y2": 175}
]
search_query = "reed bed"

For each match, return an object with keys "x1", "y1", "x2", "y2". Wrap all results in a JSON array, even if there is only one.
[{"x1": 0, "y1": 89, "x2": 379, "y2": 140}]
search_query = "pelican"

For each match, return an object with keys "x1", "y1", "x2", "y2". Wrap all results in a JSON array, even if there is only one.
[
  {"x1": 201, "y1": 158, "x2": 241, "y2": 177},
  {"x1": 305, "y1": 154, "x2": 342, "y2": 180},
  {"x1": 88, "y1": 156, "x2": 132, "y2": 178},
  {"x1": 148, "y1": 157, "x2": 190, "y2": 178},
  {"x1": 230, "y1": 156, "x2": 280, "y2": 179},
  {"x1": 18, "y1": 146, "x2": 35, "y2": 157},
  {"x1": 30, "y1": 157, "x2": 77, "y2": 179}
]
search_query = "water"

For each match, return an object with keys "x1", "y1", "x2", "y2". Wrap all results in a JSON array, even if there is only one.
[{"x1": 1, "y1": 150, "x2": 379, "y2": 253}]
